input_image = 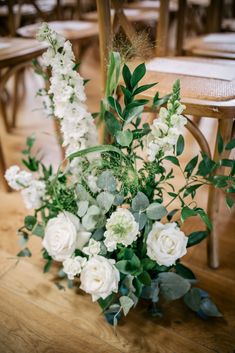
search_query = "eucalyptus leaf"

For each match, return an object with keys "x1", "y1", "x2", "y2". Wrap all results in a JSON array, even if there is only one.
[
  {"x1": 17, "y1": 248, "x2": 32, "y2": 257},
  {"x1": 159, "y1": 272, "x2": 191, "y2": 300},
  {"x1": 97, "y1": 192, "x2": 115, "y2": 213},
  {"x1": 92, "y1": 228, "x2": 104, "y2": 241},
  {"x1": 146, "y1": 203, "x2": 167, "y2": 220},
  {"x1": 200, "y1": 298, "x2": 222, "y2": 317},
  {"x1": 97, "y1": 170, "x2": 117, "y2": 192},
  {"x1": 184, "y1": 288, "x2": 201, "y2": 312},
  {"x1": 77, "y1": 200, "x2": 89, "y2": 217},
  {"x1": 132, "y1": 191, "x2": 149, "y2": 211},
  {"x1": 120, "y1": 296, "x2": 134, "y2": 316},
  {"x1": 32, "y1": 224, "x2": 44, "y2": 238},
  {"x1": 133, "y1": 212, "x2": 147, "y2": 230},
  {"x1": 76, "y1": 184, "x2": 91, "y2": 201},
  {"x1": 113, "y1": 193, "x2": 125, "y2": 206}
]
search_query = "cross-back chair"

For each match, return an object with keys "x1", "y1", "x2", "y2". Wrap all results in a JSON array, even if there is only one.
[
  {"x1": 0, "y1": 1, "x2": 47, "y2": 191},
  {"x1": 96, "y1": 0, "x2": 235, "y2": 269},
  {"x1": 176, "y1": 0, "x2": 235, "y2": 59}
]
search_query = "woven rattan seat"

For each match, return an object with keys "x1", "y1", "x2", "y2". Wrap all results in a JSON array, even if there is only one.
[
  {"x1": 143, "y1": 57, "x2": 235, "y2": 103},
  {"x1": 184, "y1": 34, "x2": 235, "y2": 60}
]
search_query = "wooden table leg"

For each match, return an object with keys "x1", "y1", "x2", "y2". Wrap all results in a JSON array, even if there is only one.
[{"x1": 207, "y1": 118, "x2": 234, "y2": 268}]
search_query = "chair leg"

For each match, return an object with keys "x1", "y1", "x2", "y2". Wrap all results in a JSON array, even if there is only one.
[
  {"x1": 0, "y1": 139, "x2": 10, "y2": 192},
  {"x1": 207, "y1": 118, "x2": 234, "y2": 268},
  {"x1": 12, "y1": 70, "x2": 21, "y2": 129}
]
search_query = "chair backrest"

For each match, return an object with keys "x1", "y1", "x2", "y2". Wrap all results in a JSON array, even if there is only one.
[{"x1": 97, "y1": 0, "x2": 168, "y2": 93}]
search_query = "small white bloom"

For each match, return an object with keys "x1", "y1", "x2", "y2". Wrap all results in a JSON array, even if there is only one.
[
  {"x1": 5, "y1": 166, "x2": 32, "y2": 190},
  {"x1": 104, "y1": 208, "x2": 139, "y2": 251},
  {"x1": 170, "y1": 114, "x2": 187, "y2": 129},
  {"x1": 82, "y1": 239, "x2": 101, "y2": 257},
  {"x1": 43, "y1": 211, "x2": 91, "y2": 261},
  {"x1": 80, "y1": 255, "x2": 120, "y2": 301},
  {"x1": 21, "y1": 180, "x2": 46, "y2": 209},
  {"x1": 62, "y1": 256, "x2": 87, "y2": 280},
  {"x1": 147, "y1": 222, "x2": 188, "y2": 266}
]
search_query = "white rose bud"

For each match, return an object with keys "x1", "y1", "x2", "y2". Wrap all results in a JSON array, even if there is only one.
[
  {"x1": 82, "y1": 239, "x2": 101, "y2": 257},
  {"x1": 43, "y1": 211, "x2": 91, "y2": 261},
  {"x1": 80, "y1": 255, "x2": 120, "y2": 301},
  {"x1": 147, "y1": 222, "x2": 188, "y2": 266},
  {"x1": 62, "y1": 256, "x2": 87, "y2": 280}
]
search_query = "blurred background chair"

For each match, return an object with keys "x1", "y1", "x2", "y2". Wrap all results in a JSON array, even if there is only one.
[
  {"x1": 0, "y1": 1, "x2": 47, "y2": 191},
  {"x1": 96, "y1": 0, "x2": 235, "y2": 269}
]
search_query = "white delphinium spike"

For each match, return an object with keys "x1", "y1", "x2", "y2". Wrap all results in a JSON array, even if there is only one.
[{"x1": 36, "y1": 23, "x2": 98, "y2": 169}]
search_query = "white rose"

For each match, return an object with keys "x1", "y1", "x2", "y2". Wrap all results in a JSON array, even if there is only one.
[
  {"x1": 21, "y1": 180, "x2": 46, "y2": 209},
  {"x1": 43, "y1": 211, "x2": 91, "y2": 261},
  {"x1": 82, "y1": 239, "x2": 101, "y2": 257},
  {"x1": 104, "y1": 208, "x2": 139, "y2": 252},
  {"x1": 62, "y1": 256, "x2": 87, "y2": 280},
  {"x1": 80, "y1": 255, "x2": 120, "y2": 301},
  {"x1": 147, "y1": 222, "x2": 188, "y2": 266}
]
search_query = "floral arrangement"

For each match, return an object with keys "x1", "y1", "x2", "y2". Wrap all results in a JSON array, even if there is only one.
[{"x1": 5, "y1": 24, "x2": 235, "y2": 325}]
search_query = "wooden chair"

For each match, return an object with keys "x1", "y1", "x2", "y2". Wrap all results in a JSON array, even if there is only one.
[
  {"x1": 0, "y1": 38, "x2": 47, "y2": 191},
  {"x1": 96, "y1": 0, "x2": 235, "y2": 269},
  {"x1": 176, "y1": 0, "x2": 235, "y2": 59}
]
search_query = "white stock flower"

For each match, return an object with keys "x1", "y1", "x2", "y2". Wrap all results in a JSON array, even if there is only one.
[
  {"x1": 146, "y1": 100, "x2": 186, "y2": 161},
  {"x1": 62, "y1": 256, "x2": 87, "y2": 280},
  {"x1": 21, "y1": 180, "x2": 46, "y2": 209},
  {"x1": 43, "y1": 211, "x2": 91, "y2": 261},
  {"x1": 147, "y1": 222, "x2": 188, "y2": 266},
  {"x1": 5, "y1": 166, "x2": 32, "y2": 190},
  {"x1": 80, "y1": 255, "x2": 120, "y2": 301},
  {"x1": 82, "y1": 239, "x2": 101, "y2": 257},
  {"x1": 104, "y1": 208, "x2": 139, "y2": 252}
]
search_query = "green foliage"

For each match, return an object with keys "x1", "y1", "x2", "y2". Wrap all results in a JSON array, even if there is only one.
[
  {"x1": 104, "y1": 111, "x2": 122, "y2": 136},
  {"x1": 187, "y1": 231, "x2": 208, "y2": 247},
  {"x1": 146, "y1": 203, "x2": 167, "y2": 220},
  {"x1": 132, "y1": 192, "x2": 149, "y2": 211},
  {"x1": 176, "y1": 135, "x2": 185, "y2": 156},
  {"x1": 97, "y1": 170, "x2": 117, "y2": 192},
  {"x1": 158, "y1": 272, "x2": 191, "y2": 300},
  {"x1": 116, "y1": 130, "x2": 133, "y2": 147},
  {"x1": 119, "y1": 296, "x2": 134, "y2": 316},
  {"x1": 24, "y1": 216, "x2": 37, "y2": 231},
  {"x1": 175, "y1": 263, "x2": 196, "y2": 280},
  {"x1": 17, "y1": 248, "x2": 32, "y2": 257}
]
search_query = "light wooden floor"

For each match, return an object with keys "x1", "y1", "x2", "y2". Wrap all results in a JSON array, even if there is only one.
[{"x1": 0, "y1": 47, "x2": 235, "y2": 353}]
